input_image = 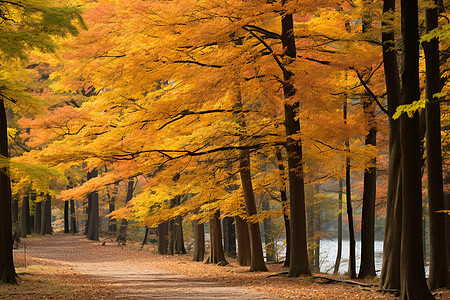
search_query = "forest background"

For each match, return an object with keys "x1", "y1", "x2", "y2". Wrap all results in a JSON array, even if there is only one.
[{"x1": 0, "y1": 0, "x2": 449, "y2": 299}]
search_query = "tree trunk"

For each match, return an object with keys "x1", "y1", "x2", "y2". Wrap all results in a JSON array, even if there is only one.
[
  {"x1": 334, "y1": 178, "x2": 343, "y2": 275},
  {"x1": 174, "y1": 215, "x2": 186, "y2": 254},
  {"x1": 109, "y1": 183, "x2": 118, "y2": 232},
  {"x1": 84, "y1": 195, "x2": 91, "y2": 236},
  {"x1": 314, "y1": 185, "x2": 321, "y2": 272},
  {"x1": 359, "y1": 96, "x2": 377, "y2": 279},
  {"x1": 34, "y1": 200, "x2": 41, "y2": 236},
  {"x1": 399, "y1": 1, "x2": 434, "y2": 298},
  {"x1": 222, "y1": 216, "x2": 236, "y2": 258},
  {"x1": 21, "y1": 195, "x2": 30, "y2": 238},
  {"x1": 262, "y1": 198, "x2": 276, "y2": 262},
  {"x1": 275, "y1": 147, "x2": 290, "y2": 267},
  {"x1": 239, "y1": 149, "x2": 268, "y2": 271},
  {"x1": 142, "y1": 227, "x2": 150, "y2": 246},
  {"x1": 235, "y1": 215, "x2": 251, "y2": 266},
  {"x1": 192, "y1": 220, "x2": 205, "y2": 262},
  {"x1": 380, "y1": 0, "x2": 403, "y2": 290},
  {"x1": 41, "y1": 195, "x2": 52, "y2": 235},
  {"x1": 0, "y1": 98, "x2": 17, "y2": 283},
  {"x1": 87, "y1": 169, "x2": 99, "y2": 241},
  {"x1": 205, "y1": 210, "x2": 228, "y2": 265},
  {"x1": 70, "y1": 199, "x2": 77, "y2": 234},
  {"x1": 117, "y1": 179, "x2": 134, "y2": 244},
  {"x1": 12, "y1": 197, "x2": 20, "y2": 246},
  {"x1": 344, "y1": 100, "x2": 357, "y2": 279},
  {"x1": 64, "y1": 201, "x2": 70, "y2": 234},
  {"x1": 281, "y1": 5, "x2": 310, "y2": 277},
  {"x1": 158, "y1": 221, "x2": 169, "y2": 254},
  {"x1": 29, "y1": 193, "x2": 35, "y2": 233},
  {"x1": 424, "y1": 1, "x2": 449, "y2": 290}
]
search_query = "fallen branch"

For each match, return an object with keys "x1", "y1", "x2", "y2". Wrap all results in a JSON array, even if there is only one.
[
  {"x1": 311, "y1": 275, "x2": 375, "y2": 287},
  {"x1": 267, "y1": 271, "x2": 288, "y2": 278}
]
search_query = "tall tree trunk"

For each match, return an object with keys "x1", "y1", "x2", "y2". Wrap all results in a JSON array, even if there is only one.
[
  {"x1": 34, "y1": 200, "x2": 41, "y2": 236},
  {"x1": 235, "y1": 215, "x2": 251, "y2": 266},
  {"x1": 239, "y1": 149, "x2": 268, "y2": 271},
  {"x1": 344, "y1": 100, "x2": 357, "y2": 279},
  {"x1": 158, "y1": 221, "x2": 169, "y2": 254},
  {"x1": 275, "y1": 147, "x2": 290, "y2": 267},
  {"x1": 334, "y1": 179, "x2": 343, "y2": 275},
  {"x1": 424, "y1": 0, "x2": 449, "y2": 290},
  {"x1": 70, "y1": 199, "x2": 77, "y2": 234},
  {"x1": 117, "y1": 179, "x2": 134, "y2": 244},
  {"x1": 109, "y1": 183, "x2": 118, "y2": 232},
  {"x1": 0, "y1": 98, "x2": 17, "y2": 283},
  {"x1": 380, "y1": 0, "x2": 403, "y2": 290},
  {"x1": 174, "y1": 215, "x2": 186, "y2": 254},
  {"x1": 262, "y1": 198, "x2": 276, "y2": 262},
  {"x1": 205, "y1": 210, "x2": 228, "y2": 266},
  {"x1": 192, "y1": 220, "x2": 205, "y2": 262},
  {"x1": 314, "y1": 185, "x2": 321, "y2": 272},
  {"x1": 399, "y1": 1, "x2": 434, "y2": 298},
  {"x1": 281, "y1": 3, "x2": 310, "y2": 277},
  {"x1": 21, "y1": 195, "x2": 30, "y2": 238},
  {"x1": 359, "y1": 95, "x2": 377, "y2": 279},
  {"x1": 84, "y1": 195, "x2": 91, "y2": 236},
  {"x1": 64, "y1": 201, "x2": 70, "y2": 234},
  {"x1": 29, "y1": 193, "x2": 35, "y2": 233},
  {"x1": 12, "y1": 197, "x2": 20, "y2": 246},
  {"x1": 41, "y1": 195, "x2": 52, "y2": 235},
  {"x1": 222, "y1": 216, "x2": 236, "y2": 258},
  {"x1": 87, "y1": 169, "x2": 99, "y2": 241}
]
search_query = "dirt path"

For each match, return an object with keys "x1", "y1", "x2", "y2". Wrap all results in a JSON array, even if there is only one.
[{"x1": 21, "y1": 234, "x2": 279, "y2": 299}]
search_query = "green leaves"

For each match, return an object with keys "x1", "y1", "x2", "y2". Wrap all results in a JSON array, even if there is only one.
[{"x1": 392, "y1": 99, "x2": 426, "y2": 119}]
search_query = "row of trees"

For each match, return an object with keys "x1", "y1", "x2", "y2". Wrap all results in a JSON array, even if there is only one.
[{"x1": 0, "y1": 0, "x2": 449, "y2": 299}]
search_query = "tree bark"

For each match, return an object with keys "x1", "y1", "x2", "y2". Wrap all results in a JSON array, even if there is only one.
[
  {"x1": 424, "y1": 1, "x2": 449, "y2": 290},
  {"x1": 158, "y1": 221, "x2": 169, "y2": 254},
  {"x1": 262, "y1": 198, "x2": 276, "y2": 262},
  {"x1": 117, "y1": 179, "x2": 134, "y2": 244},
  {"x1": 205, "y1": 210, "x2": 228, "y2": 265},
  {"x1": 239, "y1": 149, "x2": 268, "y2": 271},
  {"x1": 87, "y1": 169, "x2": 99, "y2": 241},
  {"x1": 359, "y1": 96, "x2": 377, "y2": 279},
  {"x1": 222, "y1": 216, "x2": 236, "y2": 258},
  {"x1": 41, "y1": 195, "x2": 52, "y2": 235},
  {"x1": 109, "y1": 183, "x2": 118, "y2": 232},
  {"x1": 380, "y1": 0, "x2": 403, "y2": 290},
  {"x1": 334, "y1": 178, "x2": 343, "y2": 275},
  {"x1": 64, "y1": 201, "x2": 70, "y2": 234},
  {"x1": 235, "y1": 215, "x2": 251, "y2": 266},
  {"x1": 281, "y1": 4, "x2": 311, "y2": 277},
  {"x1": 0, "y1": 98, "x2": 17, "y2": 283},
  {"x1": 399, "y1": 1, "x2": 434, "y2": 298},
  {"x1": 34, "y1": 200, "x2": 41, "y2": 236},
  {"x1": 275, "y1": 147, "x2": 290, "y2": 267},
  {"x1": 344, "y1": 100, "x2": 357, "y2": 279},
  {"x1": 192, "y1": 220, "x2": 205, "y2": 262},
  {"x1": 21, "y1": 195, "x2": 30, "y2": 238},
  {"x1": 70, "y1": 199, "x2": 77, "y2": 234},
  {"x1": 174, "y1": 215, "x2": 186, "y2": 254}
]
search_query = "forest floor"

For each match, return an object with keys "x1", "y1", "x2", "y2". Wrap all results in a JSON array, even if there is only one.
[{"x1": 2, "y1": 234, "x2": 448, "y2": 299}]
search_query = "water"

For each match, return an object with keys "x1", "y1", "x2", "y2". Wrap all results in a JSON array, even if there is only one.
[
  {"x1": 318, "y1": 239, "x2": 384, "y2": 275},
  {"x1": 272, "y1": 239, "x2": 429, "y2": 276}
]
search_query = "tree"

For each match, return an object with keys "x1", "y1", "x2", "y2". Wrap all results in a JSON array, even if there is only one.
[
  {"x1": 192, "y1": 219, "x2": 205, "y2": 262},
  {"x1": 423, "y1": 0, "x2": 449, "y2": 290},
  {"x1": 0, "y1": 98, "x2": 17, "y2": 283},
  {"x1": 117, "y1": 179, "x2": 135, "y2": 244},
  {"x1": 398, "y1": 1, "x2": 433, "y2": 298}
]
